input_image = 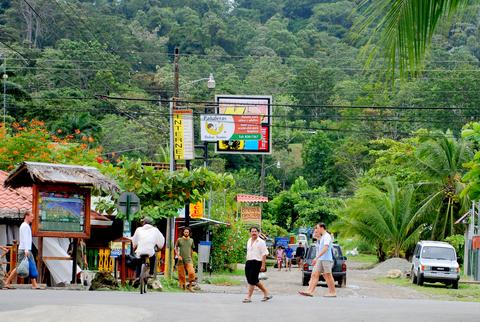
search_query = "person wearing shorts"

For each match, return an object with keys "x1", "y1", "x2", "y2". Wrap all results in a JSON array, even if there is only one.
[
  {"x1": 3, "y1": 211, "x2": 42, "y2": 290},
  {"x1": 243, "y1": 227, "x2": 272, "y2": 303},
  {"x1": 298, "y1": 223, "x2": 336, "y2": 297},
  {"x1": 275, "y1": 246, "x2": 284, "y2": 271},
  {"x1": 285, "y1": 245, "x2": 294, "y2": 271}
]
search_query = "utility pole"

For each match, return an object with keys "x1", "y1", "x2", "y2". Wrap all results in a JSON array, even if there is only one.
[
  {"x1": 260, "y1": 154, "x2": 266, "y2": 196},
  {"x1": 165, "y1": 47, "x2": 180, "y2": 278},
  {"x1": 2, "y1": 53, "x2": 6, "y2": 136}
]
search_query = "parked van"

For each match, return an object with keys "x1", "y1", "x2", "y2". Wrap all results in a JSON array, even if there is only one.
[{"x1": 411, "y1": 241, "x2": 460, "y2": 289}]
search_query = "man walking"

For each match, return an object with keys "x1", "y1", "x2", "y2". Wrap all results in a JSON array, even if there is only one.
[
  {"x1": 175, "y1": 227, "x2": 196, "y2": 291},
  {"x1": 3, "y1": 211, "x2": 42, "y2": 289},
  {"x1": 298, "y1": 223, "x2": 336, "y2": 297},
  {"x1": 285, "y1": 245, "x2": 294, "y2": 271},
  {"x1": 243, "y1": 226, "x2": 272, "y2": 303},
  {"x1": 296, "y1": 242, "x2": 305, "y2": 270}
]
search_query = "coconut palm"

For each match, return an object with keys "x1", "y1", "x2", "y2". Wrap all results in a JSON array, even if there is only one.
[
  {"x1": 338, "y1": 177, "x2": 425, "y2": 261},
  {"x1": 414, "y1": 131, "x2": 472, "y2": 240},
  {"x1": 358, "y1": 0, "x2": 467, "y2": 76}
]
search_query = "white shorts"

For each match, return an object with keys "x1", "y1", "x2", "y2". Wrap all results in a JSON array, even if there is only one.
[{"x1": 313, "y1": 260, "x2": 333, "y2": 274}]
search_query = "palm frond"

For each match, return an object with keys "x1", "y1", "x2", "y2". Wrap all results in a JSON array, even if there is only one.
[{"x1": 356, "y1": 0, "x2": 468, "y2": 77}]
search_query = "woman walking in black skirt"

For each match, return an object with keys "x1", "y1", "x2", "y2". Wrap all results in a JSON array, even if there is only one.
[{"x1": 243, "y1": 226, "x2": 272, "y2": 303}]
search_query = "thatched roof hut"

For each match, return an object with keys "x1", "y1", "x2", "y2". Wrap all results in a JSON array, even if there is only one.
[{"x1": 3, "y1": 162, "x2": 119, "y2": 193}]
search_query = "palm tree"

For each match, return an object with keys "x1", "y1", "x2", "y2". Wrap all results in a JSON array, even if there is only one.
[
  {"x1": 415, "y1": 131, "x2": 472, "y2": 240},
  {"x1": 338, "y1": 177, "x2": 425, "y2": 261},
  {"x1": 358, "y1": 0, "x2": 467, "y2": 76}
]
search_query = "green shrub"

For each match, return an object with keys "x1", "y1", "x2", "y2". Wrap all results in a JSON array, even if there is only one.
[
  {"x1": 444, "y1": 234, "x2": 464, "y2": 264},
  {"x1": 210, "y1": 220, "x2": 249, "y2": 271}
]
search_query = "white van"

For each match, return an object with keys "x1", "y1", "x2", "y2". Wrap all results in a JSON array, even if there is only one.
[{"x1": 411, "y1": 241, "x2": 460, "y2": 289}]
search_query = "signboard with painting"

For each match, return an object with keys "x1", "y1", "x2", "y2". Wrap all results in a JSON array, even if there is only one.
[
  {"x1": 215, "y1": 95, "x2": 272, "y2": 154},
  {"x1": 32, "y1": 185, "x2": 91, "y2": 238}
]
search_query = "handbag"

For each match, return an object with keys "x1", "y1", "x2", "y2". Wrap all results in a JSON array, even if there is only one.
[
  {"x1": 258, "y1": 272, "x2": 268, "y2": 280},
  {"x1": 17, "y1": 257, "x2": 29, "y2": 278}
]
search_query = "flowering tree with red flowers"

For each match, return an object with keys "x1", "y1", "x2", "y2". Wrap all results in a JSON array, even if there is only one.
[{"x1": 0, "y1": 120, "x2": 101, "y2": 171}]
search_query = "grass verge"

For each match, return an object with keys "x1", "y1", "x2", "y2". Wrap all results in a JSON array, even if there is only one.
[
  {"x1": 204, "y1": 276, "x2": 242, "y2": 286},
  {"x1": 377, "y1": 277, "x2": 480, "y2": 302}
]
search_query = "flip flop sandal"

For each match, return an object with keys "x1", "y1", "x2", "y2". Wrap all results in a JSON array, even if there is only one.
[
  {"x1": 261, "y1": 295, "x2": 273, "y2": 302},
  {"x1": 242, "y1": 298, "x2": 252, "y2": 303},
  {"x1": 2, "y1": 286, "x2": 15, "y2": 290},
  {"x1": 298, "y1": 291, "x2": 313, "y2": 297},
  {"x1": 323, "y1": 294, "x2": 337, "y2": 298}
]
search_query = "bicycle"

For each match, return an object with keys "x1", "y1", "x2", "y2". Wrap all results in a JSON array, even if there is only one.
[{"x1": 139, "y1": 255, "x2": 150, "y2": 294}]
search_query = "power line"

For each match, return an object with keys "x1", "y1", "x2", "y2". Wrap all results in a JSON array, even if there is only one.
[{"x1": 95, "y1": 95, "x2": 480, "y2": 111}]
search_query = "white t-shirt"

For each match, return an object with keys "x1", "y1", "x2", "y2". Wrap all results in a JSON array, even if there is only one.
[
  {"x1": 317, "y1": 232, "x2": 333, "y2": 261},
  {"x1": 18, "y1": 222, "x2": 32, "y2": 251},
  {"x1": 131, "y1": 224, "x2": 165, "y2": 257},
  {"x1": 246, "y1": 237, "x2": 268, "y2": 261}
]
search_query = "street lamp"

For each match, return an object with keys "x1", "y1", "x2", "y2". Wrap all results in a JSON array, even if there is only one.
[
  {"x1": 180, "y1": 73, "x2": 215, "y2": 91},
  {"x1": 260, "y1": 158, "x2": 280, "y2": 196}
]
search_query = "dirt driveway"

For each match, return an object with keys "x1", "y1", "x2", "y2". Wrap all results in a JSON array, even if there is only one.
[{"x1": 201, "y1": 260, "x2": 428, "y2": 300}]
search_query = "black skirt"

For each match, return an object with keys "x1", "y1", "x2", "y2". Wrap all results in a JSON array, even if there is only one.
[{"x1": 245, "y1": 260, "x2": 262, "y2": 285}]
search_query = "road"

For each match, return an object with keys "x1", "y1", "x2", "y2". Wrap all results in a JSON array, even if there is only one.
[{"x1": 0, "y1": 289, "x2": 479, "y2": 322}]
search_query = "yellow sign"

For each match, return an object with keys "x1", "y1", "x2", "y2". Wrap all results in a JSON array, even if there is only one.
[
  {"x1": 190, "y1": 201, "x2": 203, "y2": 219},
  {"x1": 241, "y1": 206, "x2": 261, "y2": 224},
  {"x1": 173, "y1": 109, "x2": 194, "y2": 160}
]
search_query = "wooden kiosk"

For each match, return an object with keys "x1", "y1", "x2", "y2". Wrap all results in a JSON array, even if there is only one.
[{"x1": 4, "y1": 162, "x2": 119, "y2": 284}]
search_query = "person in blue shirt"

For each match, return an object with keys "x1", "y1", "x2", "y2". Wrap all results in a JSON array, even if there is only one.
[
  {"x1": 285, "y1": 245, "x2": 294, "y2": 271},
  {"x1": 298, "y1": 222, "x2": 336, "y2": 297}
]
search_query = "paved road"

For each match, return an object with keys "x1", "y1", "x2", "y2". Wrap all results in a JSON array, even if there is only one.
[{"x1": 0, "y1": 290, "x2": 478, "y2": 322}]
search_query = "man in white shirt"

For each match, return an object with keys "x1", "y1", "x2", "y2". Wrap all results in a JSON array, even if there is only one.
[
  {"x1": 131, "y1": 217, "x2": 165, "y2": 277},
  {"x1": 298, "y1": 222, "x2": 336, "y2": 297},
  {"x1": 3, "y1": 211, "x2": 41, "y2": 289},
  {"x1": 243, "y1": 226, "x2": 272, "y2": 303}
]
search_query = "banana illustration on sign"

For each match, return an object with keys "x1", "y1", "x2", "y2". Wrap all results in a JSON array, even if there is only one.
[{"x1": 206, "y1": 122, "x2": 224, "y2": 136}]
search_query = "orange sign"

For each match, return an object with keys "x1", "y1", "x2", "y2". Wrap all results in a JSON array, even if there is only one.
[
  {"x1": 189, "y1": 201, "x2": 203, "y2": 219},
  {"x1": 241, "y1": 206, "x2": 261, "y2": 224}
]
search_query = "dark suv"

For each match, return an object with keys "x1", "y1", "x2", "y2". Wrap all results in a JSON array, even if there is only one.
[{"x1": 301, "y1": 244, "x2": 347, "y2": 287}]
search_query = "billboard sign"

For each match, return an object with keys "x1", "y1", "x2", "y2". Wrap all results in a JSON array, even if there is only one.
[
  {"x1": 215, "y1": 95, "x2": 272, "y2": 154},
  {"x1": 173, "y1": 109, "x2": 194, "y2": 160},
  {"x1": 241, "y1": 206, "x2": 262, "y2": 225},
  {"x1": 200, "y1": 114, "x2": 262, "y2": 141}
]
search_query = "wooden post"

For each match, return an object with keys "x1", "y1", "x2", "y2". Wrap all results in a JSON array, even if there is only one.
[
  {"x1": 37, "y1": 237, "x2": 43, "y2": 283},
  {"x1": 71, "y1": 238, "x2": 78, "y2": 284},
  {"x1": 121, "y1": 240, "x2": 126, "y2": 286}
]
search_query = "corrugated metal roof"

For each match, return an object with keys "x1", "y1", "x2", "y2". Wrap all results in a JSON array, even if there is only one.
[{"x1": 236, "y1": 194, "x2": 269, "y2": 203}]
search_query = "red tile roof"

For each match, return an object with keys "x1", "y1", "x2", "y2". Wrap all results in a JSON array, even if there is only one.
[
  {"x1": 0, "y1": 170, "x2": 32, "y2": 219},
  {"x1": 236, "y1": 194, "x2": 269, "y2": 203}
]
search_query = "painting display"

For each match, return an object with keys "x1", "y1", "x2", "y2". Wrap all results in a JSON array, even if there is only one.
[
  {"x1": 33, "y1": 185, "x2": 91, "y2": 238},
  {"x1": 38, "y1": 191, "x2": 85, "y2": 232}
]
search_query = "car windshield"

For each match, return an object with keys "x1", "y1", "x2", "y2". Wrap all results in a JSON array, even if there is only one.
[{"x1": 421, "y1": 246, "x2": 456, "y2": 260}]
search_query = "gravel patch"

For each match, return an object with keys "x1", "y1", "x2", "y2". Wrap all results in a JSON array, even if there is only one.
[{"x1": 368, "y1": 258, "x2": 412, "y2": 276}]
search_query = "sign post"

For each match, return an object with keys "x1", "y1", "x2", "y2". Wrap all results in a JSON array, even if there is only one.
[
  {"x1": 117, "y1": 192, "x2": 140, "y2": 285},
  {"x1": 118, "y1": 192, "x2": 140, "y2": 238}
]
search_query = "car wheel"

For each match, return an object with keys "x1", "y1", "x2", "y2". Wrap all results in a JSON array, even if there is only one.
[
  {"x1": 411, "y1": 268, "x2": 417, "y2": 284},
  {"x1": 338, "y1": 276, "x2": 347, "y2": 288},
  {"x1": 302, "y1": 275, "x2": 309, "y2": 286},
  {"x1": 416, "y1": 270, "x2": 424, "y2": 286},
  {"x1": 452, "y1": 280, "x2": 459, "y2": 289}
]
